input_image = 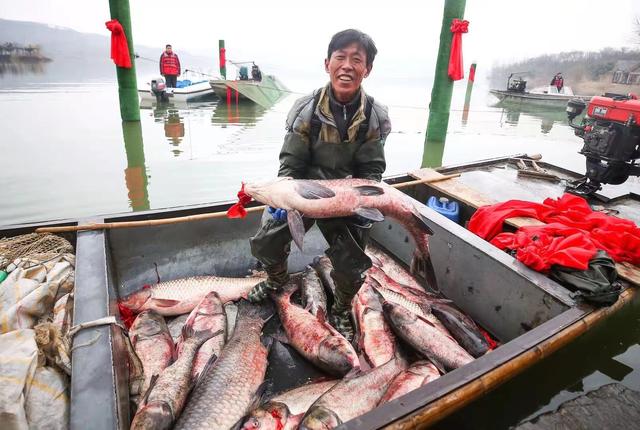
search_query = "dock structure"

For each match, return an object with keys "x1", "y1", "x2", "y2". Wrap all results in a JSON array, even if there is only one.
[{"x1": 516, "y1": 384, "x2": 640, "y2": 430}]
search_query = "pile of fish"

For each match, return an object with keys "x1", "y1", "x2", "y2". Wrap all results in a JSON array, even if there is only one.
[{"x1": 118, "y1": 246, "x2": 496, "y2": 430}]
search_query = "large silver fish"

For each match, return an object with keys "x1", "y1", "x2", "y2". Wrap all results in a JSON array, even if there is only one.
[
  {"x1": 430, "y1": 302, "x2": 491, "y2": 358},
  {"x1": 118, "y1": 275, "x2": 265, "y2": 317},
  {"x1": 130, "y1": 325, "x2": 218, "y2": 430},
  {"x1": 310, "y1": 256, "x2": 337, "y2": 301},
  {"x1": 129, "y1": 310, "x2": 174, "y2": 398},
  {"x1": 366, "y1": 244, "x2": 431, "y2": 293},
  {"x1": 378, "y1": 360, "x2": 440, "y2": 404},
  {"x1": 272, "y1": 282, "x2": 359, "y2": 377},
  {"x1": 352, "y1": 282, "x2": 397, "y2": 368},
  {"x1": 173, "y1": 300, "x2": 273, "y2": 430},
  {"x1": 299, "y1": 354, "x2": 407, "y2": 429},
  {"x1": 241, "y1": 380, "x2": 338, "y2": 430},
  {"x1": 175, "y1": 291, "x2": 227, "y2": 380},
  {"x1": 301, "y1": 266, "x2": 328, "y2": 317},
  {"x1": 231, "y1": 178, "x2": 438, "y2": 290},
  {"x1": 383, "y1": 300, "x2": 473, "y2": 372}
]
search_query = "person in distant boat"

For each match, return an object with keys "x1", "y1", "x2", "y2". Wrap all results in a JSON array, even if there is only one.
[
  {"x1": 247, "y1": 29, "x2": 391, "y2": 342},
  {"x1": 550, "y1": 72, "x2": 564, "y2": 93},
  {"x1": 251, "y1": 63, "x2": 262, "y2": 81},
  {"x1": 160, "y1": 44, "x2": 181, "y2": 88}
]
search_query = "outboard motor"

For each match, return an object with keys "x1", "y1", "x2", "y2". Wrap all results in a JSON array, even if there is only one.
[
  {"x1": 566, "y1": 94, "x2": 640, "y2": 195},
  {"x1": 150, "y1": 77, "x2": 171, "y2": 102}
]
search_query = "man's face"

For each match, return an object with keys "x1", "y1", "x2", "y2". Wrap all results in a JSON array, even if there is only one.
[
  {"x1": 166, "y1": 46, "x2": 173, "y2": 54},
  {"x1": 324, "y1": 42, "x2": 371, "y2": 103}
]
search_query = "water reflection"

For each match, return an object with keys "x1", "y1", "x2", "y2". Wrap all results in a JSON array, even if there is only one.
[
  {"x1": 211, "y1": 100, "x2": 267, "y2": 126},
  {"x1": 0, "y1": 61, "x2": 48, "y2": 76},
  {"x1": 122, "y1": 121, "x2": 150, "y2": 211},
  {"x1": 494, "y1": 102, "x2": 568, "y2": 134}
]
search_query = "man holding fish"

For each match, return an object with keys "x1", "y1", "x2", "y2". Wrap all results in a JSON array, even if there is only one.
[{"x1": 247, "y1": 29, "x2": 391, "y2": 341}]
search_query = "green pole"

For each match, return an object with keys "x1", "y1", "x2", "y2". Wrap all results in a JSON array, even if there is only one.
[
  {"x1": 422, "y1": 0, "x2": 467, "y2": 168},
  {"x1": 462, "y1": 62, "x2": 476, "y2": 125},
  {"x1": 219, "y1": 40, "x2": 226, "y2": 80},
  {"x1": 109, "y1": 0, "x2": 140, "y2": 121},
  {"x1": 122, "y1": 121, "x2": 150, "y2": 211}
]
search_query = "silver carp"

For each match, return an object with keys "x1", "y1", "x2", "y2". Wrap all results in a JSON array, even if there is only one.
[
  {"x1": 273, "y1": 282, "x2": 359, "y2": 376},
  {"x1": 310, "y1": 256, "x2": 337, "y2": 299},
  {"x1": 301, "y1": 266, "x2": 327, "y2": 317},
  {"x1": 383, "y1": 301, "x2": 473, "y2": 372},
  {"x1": 234, "y1": 178, "x2": 438, "y2": 290},
  {"x1": 130, "y1": 325, "x2": 218, "y2": 430},
  {"x1": 366, "y1": 244, "x2": 430, "y2": 292},
  {"x1": 173, "y1": 300, "x2": 273, "y2": 430},
  {"x1": 118, "y1": 275, "x2": 265, "y2": 317},
  {"x1": 129, "y1": 310, "x2": 174, "y2": 398},
  {"x1": 352, "y1": 282, "x2": 397, "y2": 368},
  {"x1": 378, "y1": 360, "x2": 440, "y2": 404},
  {"x1": 299, "y1": 354, "x2": 407, "y2": 429},
  {"x1": 176, "y1": 291, "x2": 227, "y2": 380},
  {"x1": 241, "y1": 380, "x2": 338, "y2": 430}
]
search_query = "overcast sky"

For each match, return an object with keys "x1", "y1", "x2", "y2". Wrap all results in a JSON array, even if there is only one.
[{"x1": 2, "y1": 0, "x2": 639, "y2": 83}]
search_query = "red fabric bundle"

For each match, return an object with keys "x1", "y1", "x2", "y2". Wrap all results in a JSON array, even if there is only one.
[
  {"x1": 227, "y1": 183, "x2": 253, "y2": 218},
  {"x1": 105, "y1": 19, "x2": 132, "y2": 68},
  {"x1": 468, "y1": 193, "x2": 640, "y2": 272},
  {"x1": 448, "y1": 19, "x2": 469, "y2": 81}
]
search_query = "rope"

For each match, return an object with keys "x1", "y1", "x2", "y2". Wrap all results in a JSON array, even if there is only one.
[{"x1": 68, "y1": 316, "x2": 127, "y2": 338}]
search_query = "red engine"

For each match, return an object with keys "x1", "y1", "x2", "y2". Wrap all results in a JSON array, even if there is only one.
[
  {"x1": 587, "y1": 94, "x2": 640, "y2": 124},
  {"x1": 566, "y1": 93, "x2": 640, "y2": 195}
]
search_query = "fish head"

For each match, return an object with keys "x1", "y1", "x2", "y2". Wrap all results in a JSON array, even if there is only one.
[
  {"x1": 318, "y1": 336, "x2": 359, "y2": 376},
  {"x1": 119, "y1": 289, "x2": 152, "y2": 314},
  {"x1": 299, "y1": 406, "x2": 341, "y2": 430},
  {"x1": 244, "y1": 177, "x2": 292, "y2": 206},
  {"x1": 130, "y1": 310, "x2": 166, "y2": 339},
  {"x1": 130, "y1": 402, "x2": 173, "y2": 430},
  {"x1": 240, "y1": 401, "x2": 290, "y2": 430}
]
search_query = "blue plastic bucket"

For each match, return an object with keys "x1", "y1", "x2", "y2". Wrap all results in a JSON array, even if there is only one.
[{"x1": 427, "y1": 196, "x2": 460, "y2": 223}]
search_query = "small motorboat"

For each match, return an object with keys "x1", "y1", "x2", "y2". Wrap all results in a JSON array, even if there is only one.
[
  {"x1": 490, "y1": 73, "x2": 592, "y2": 108},
  {"x1": 138, "y1": 74, "x2": 216, "y2": 103}
]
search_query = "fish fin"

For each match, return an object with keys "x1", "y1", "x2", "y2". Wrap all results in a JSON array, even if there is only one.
[
  {"x1": 269, "y1": 328, "x2": 290, "y2": 345},
  {"x1": 411, "y1": 211, "x2": 434, "y2": 235},
  {"x1": 425, "y1": 355, "x2": 447, "y2": 374},
  {"x1": 181, "y1": 321, "x2": 194, "y2": 339},
  {"x1": 261, "y1": 335, "x2": 274, "y2": 351},
  {"x1": 193, "y1": 353, "x2": 218, "y2": 389},
  {"x1": 410, "y1": 251, "x2": 440, "y2": 294},
  {"x1": 140, "y1": 373, "x2": 159, "y2": 407},
  {"x1": 316, "y1": 307, "x2": 327, "y2": 324},
  {"x1": 343, "y1": 366, "x2": 362, "y2": 380},
  {"x1": 354, "y1": 207, "x2": 384, "y2": 222},
  {"x1": 152, "y1": 298, "x2": 181, "y2": 308},
  {"x1": 295, "y1": 180, "x2": 336, "y2": 199},
  {"x1": 287, "y1": 210, "x2": 305, "y2": 251},
  {"x1": 353, "y1": 184, "x2": 385, "y2": 196}
]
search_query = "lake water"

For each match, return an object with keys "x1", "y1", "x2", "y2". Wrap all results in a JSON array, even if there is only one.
[{"x1": 1, "y1": 64, "x2": 638, "y2": 428}]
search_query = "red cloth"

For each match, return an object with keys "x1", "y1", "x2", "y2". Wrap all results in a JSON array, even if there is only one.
[
  {"x1": 448, "y1": 19, "x2": 469, "y2": 81},
  {"x1": 468, "y1": 193, "x2": 640, "y2": 271},
  {"x1": 227, "y1": 183, "x2": 252, "y2": 218},
  {"x1": 105, "y1": 19, "x2": 131, "y2": 68},
  {"x1": 160, "y1": 52, "x2": 181, "y2": 76}
]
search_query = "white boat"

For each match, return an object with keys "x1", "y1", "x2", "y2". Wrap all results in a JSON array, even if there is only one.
[
  {"x1": 490, "y1": 75, "x2": 592, "y2": 108},
  {"x1": 138, "y1": 75, "x2": 216, "y2": 103}
]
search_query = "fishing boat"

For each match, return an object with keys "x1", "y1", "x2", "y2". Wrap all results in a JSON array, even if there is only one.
[
  {"x1": 2, "y1": 155, "x2": 638, "y2": 429},
  {"x1": 209, "y1": 74, "x2": 289, "y2": 109},
  {"x1": 490, "y1": 74, "x2": 592, "y2": 108},
  {"x1": 138, "y1": 75, "x2": 216, "y2": 103}
]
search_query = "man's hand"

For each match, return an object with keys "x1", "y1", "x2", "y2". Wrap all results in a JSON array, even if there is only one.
[{"x1": 267, "y1": 206, "x2": 287, "y2": 222}]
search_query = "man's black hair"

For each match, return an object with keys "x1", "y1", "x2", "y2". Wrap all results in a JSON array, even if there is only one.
[
  {"x1": 166, "y1": 44, "x2": 172, "y2": 48},
  {"x1": 327, "y1": 29, "x2": 377, "y2": 67}
]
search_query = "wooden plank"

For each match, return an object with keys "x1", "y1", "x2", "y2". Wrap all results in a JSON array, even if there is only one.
[
  {"x1": 515, "y1": 383, "x2": 640, "y2": 430},
  {"x1": 409, "y1": 168, "x2": 640, "y2": 287}
]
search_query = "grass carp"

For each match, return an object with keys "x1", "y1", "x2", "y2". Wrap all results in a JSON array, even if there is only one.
[
  {"x1": 173, "y1": 300, "x2": 273, "y2": 430},
  {"x1": 118, "y1": 275, "x2": 265, "y2": 321}
]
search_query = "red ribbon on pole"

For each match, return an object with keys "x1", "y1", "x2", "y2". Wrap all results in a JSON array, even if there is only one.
[
  {"x1": 448, "y1": 18, "x2": 469, "y2": 81},
  {"x1": 105, "y1": 19, "x2": 132, "y2": 68}
]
